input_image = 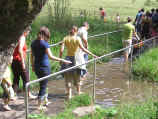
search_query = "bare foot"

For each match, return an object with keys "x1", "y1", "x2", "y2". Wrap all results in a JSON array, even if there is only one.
[{"x1": 3, "y1": 105, "x2": 12, "y2": 111}]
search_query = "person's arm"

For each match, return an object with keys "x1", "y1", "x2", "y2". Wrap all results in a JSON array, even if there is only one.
[
  {"x1": 3, "y1": 68, "x2": 12, "y2": 86},
  {"x1": 82, "y1": 31, "x2": 88, "y2": 49},
  {"x1": 78, "y1": 39, "x2": 97, "y2": 58},
  {"x1": 59, "y1": 41, "x2": 65, "y2": 58},
  {"x1": 133, "y1": 28, "x2": 140, "y2": 41},
  {"x1": 4, "y1": 78, "x2": 12, "y2": 86},
  {"x1": 0, "y1": 78, "x2": 2, "y2": 84},
  {"x1": 18, "y1": 36, "x2": 26, "y2": 70},
  {"x1": 46, "y1": 47, "x2": 71, "y2": 64},
  {"x1": 30, "y1": 50, "x2": 35, "y2": 72}
]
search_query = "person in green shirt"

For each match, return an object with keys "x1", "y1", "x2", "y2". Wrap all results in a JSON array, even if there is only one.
[{"x1": 122, "y1": 16, "x2": 138, "y2": 62}]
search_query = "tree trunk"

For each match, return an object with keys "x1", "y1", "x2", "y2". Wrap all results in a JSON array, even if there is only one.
[{"x1": 0, "y1": 0, "x2": 48, "y2": 78}]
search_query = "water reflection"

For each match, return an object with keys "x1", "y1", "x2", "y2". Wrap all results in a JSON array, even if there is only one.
[{"x1": 83, "y1": 58, "x2": 158, "y2": 107}]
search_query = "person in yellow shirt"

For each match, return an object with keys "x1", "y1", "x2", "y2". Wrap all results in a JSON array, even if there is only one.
[
  {"x1": 0, "y1": 56, "x2": 15, "y2": 111},
  {"x1": 60, "y1": 26, "x2": 98, "y2": 99}
]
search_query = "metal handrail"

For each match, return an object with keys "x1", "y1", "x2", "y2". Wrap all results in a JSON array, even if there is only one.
[
  {"x1": 27, "y1": 30, "x2": 122, "y2": 84},
  {"x1": 27, "y1": 30, "x2": 122, "y2": 52},
  {"x1": 88, "y1": 30, "x2": 122, "y2": 39},
  {"x1": 25, "y1": 35, "x2": 158, "y2": 119}
]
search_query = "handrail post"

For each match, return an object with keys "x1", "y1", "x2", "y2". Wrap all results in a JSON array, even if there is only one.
[
  {"x1": 106, "y1": 34, "x2": 109, "y2": 52},
  {"x1": 28, "y1": 52, "x2": 30, "y2": 82},
  {"x1": 93, "y1": 59, "x2": 96, "y2": 103},
  {"x1": 25, "y1": 83, "x2": 29, "y2": 119},
  {"x1": 153, "y1": 37, "x2": 156, "y2": 48},
  {"x1": 130, "y1": 46, "x2": 133, "y2": 79}
]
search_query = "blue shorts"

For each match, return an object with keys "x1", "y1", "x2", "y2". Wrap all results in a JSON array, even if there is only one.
[{"x1": 84, "y1": 54, "x2": 88, "y2": 62}]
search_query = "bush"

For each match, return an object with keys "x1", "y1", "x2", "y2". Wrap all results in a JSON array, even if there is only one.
[
  {"x1": 133, "y1": 48, "x2": 158, "y2": 81},
  {"x1": 144, "y1": 0, "x2": 151, "y2": 6}
]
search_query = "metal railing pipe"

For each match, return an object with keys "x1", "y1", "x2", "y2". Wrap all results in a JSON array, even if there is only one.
[
  {"x1": 93, "y1": 59, "x2": 96, "y2": 102},
  {"x1": 25, "y1": 34, "x2": 158, "y2": 119}
]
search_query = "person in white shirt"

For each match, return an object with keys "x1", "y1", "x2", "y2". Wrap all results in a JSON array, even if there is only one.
[{"x1": 77, "y1": 22, "x2": 89, "y2": 80}]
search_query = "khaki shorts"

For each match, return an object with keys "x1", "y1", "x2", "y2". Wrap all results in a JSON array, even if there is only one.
[
  {"x1": 122, "y1": 39, "x2": 132, "y2": 55},
  {"x1": 64, "y1": 71, "x2": 81, "y2": 88}
]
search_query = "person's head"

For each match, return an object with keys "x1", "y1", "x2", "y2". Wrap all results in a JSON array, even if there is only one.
[
  {"x1": 146, "y1": 11, "x2": 150, "y2": 17},
  {"x1": 151, "y1": 8, "x2": 155, "y2": 13},
  {"x1": 23, "y1": 26, "x2": 31, "y2": 37},
  {"x1": 141, "y1": 8, "x2": 144, "y2": 13},
  {"x1": 38, "y1": 26, "x2": 50, "y2": 42},
  {"x1": 127, "y1": 16, "x2": 132, "y2": 22},
  {"x1": 156, "y1": 8, "x2": 158, "y2": 13},
  {"x1": 99, "y1": 7, "x2": 103, "y2": 11},
  {"x1": 83, "y1": 22, "x2": 89, "y2": 30},
  {"x1": 72, "y1": 25, "x2": 78, "y2": 34},
  {"x1": 69, "y1": 28, "x2": 75, "y2": 36}
]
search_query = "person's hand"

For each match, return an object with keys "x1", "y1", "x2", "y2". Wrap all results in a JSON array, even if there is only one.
[
  {"x1": 0, "y1": 78, "x2": 2, "y2": 84},
  {"x1": 93, "y1": 55, "x2": 98, "y2": 59},
  {"x1": 7, "y1": 80, "x2": 12, "y2": 87},
  {"x1": 22, "y1": 63, "x2": 26, "y2": 70},
  {"x1": 32, "y1": 65, "x2": 34, "y2": 72},
  {"x1": 62, "y1": 60, "x2": 72, "y2": 64}
]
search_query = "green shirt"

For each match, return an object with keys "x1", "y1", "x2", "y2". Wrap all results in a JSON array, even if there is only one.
[{"x1": 122, "y1": 22, "x2": 135, "y2": 41}]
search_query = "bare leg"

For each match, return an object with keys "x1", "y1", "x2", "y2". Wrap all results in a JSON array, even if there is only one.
[
  {"x1": 77, "y1": 84, "x2": 81, "y2": 95},
  {"x1": 3, "y1": 98, "x2": 11, "y2": 111},
  {"x1": 65, "y1": 73, "x2": 72, "y2": 99},
  {"x1": 124, "y1": 51, "x2": 128, "y2": 63}
]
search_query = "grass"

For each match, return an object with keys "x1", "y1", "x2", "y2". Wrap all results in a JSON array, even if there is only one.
[
  {"x1": 70, "y1": 0, "x2": 157, "y2": 17},
  {"x1": 133, "y1": 48, "x2": 158, "y2": 81},
  {"x1": 115, "y1": 99, "x2": 157, "y2": 119},
  {"x1": 29, "y1": 94, "x2": 158, "y2": 119},
  {"x1": 37, "y1": 0, "x2": 158, "y2": 24}
]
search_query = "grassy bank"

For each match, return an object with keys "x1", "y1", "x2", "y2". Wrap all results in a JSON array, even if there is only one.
[
  {"x1": 133, "y1": 48, "x2": 158, "y2": 81},
  {"x1": 29, "y1": 94, "x2": 158, "y2": 119}
]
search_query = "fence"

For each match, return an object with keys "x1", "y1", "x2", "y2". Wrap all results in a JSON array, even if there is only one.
[
  {"x1": 70, "y1": 8, "x2": 134, "y2": 22},
  {"x1": 25, "y1": 31, "x2": 158, "y2": 119}
]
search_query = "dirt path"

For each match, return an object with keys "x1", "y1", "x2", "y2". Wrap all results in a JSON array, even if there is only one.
[{"x1": 0, "y1": 94, "x2": 66, "y2": 119}]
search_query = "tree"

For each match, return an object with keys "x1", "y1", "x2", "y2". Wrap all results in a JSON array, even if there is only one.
[{"x1": 0, "y1": 0, "x2": 48, "y2": 78}]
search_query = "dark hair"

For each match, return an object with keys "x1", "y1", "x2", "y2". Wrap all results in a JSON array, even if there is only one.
[
  {"x1": 156, "y1": 8, "x2": 158, "y2": 13},
  {"x1": 127, "y1": 16, "x2": 132, "y2": 22},
  {"x1": 146, "y1": 11, "x2": 150, "y2": 17},
  {"x1": 151, "y1": 8, "x2": 155, "y2": 12},
  {"x1": 69, "y1": 28, "x2": 75, "y2": 36},
  {"x1": 38, "y1": 26, "x2": 50, "y2": 39},
  {"x1": 141, "y1": 8, "x2": 144, "y2": 12},
  {"x1": 24, "y1": 26, "x2": 31, "y2": 32},
  {"x1": 99, "y1": 7, "x2": 103, "y2": 10}
]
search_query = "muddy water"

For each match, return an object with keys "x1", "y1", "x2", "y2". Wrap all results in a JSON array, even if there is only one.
[{"x1": 47, "y1": 57, "x2": 158, "y2": 108}]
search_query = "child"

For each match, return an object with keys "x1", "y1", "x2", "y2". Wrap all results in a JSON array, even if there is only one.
[
  {"x1": 116, "y1": 13, "x2": 120, "y2": 24},
  {"x1": 0, "y1": 56, "x2": 15, "y2": 111}
]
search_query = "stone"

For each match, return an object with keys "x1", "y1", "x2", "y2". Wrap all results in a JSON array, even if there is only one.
[{"x1": 72, "y1": 106, "x2": 96, "y2": 117}]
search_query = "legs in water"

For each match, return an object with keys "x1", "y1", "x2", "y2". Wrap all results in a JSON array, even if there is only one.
[{"x1": 65, "y1": 73, "x2": 73, "y2": 99}]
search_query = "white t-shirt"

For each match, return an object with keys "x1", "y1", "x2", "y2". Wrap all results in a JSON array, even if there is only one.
[
  {"x1": 76, "y1": 27, "x2": 88, "y2": 70},
  {"x1": 78, "y1": 26, "x2": 88, "y2": 43}
]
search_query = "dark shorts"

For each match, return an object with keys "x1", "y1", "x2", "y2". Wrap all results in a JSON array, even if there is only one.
[
  {"x1": 60, "y1": 56, "x2": 86, "y2": 77},
  {"x1": 79, "y1": 69, "x2": 87, "y2": 77}
]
